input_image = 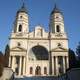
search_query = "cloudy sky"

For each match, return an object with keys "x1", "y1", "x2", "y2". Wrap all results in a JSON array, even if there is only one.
[{"x1": 0, "y1": 0, "x2": 80, "y2": 52}]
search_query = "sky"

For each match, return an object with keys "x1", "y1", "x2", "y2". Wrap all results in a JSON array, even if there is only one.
[{"x1": 0, "y1": 0, "x2": 80, "y2": 53}]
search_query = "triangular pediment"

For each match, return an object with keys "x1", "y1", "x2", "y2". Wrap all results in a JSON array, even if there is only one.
[
  {"x1": 51, "y1": 47, "x2": 68, "y2": 52},
  {"x1": 10, "y1": 46, "x2": 26, "y2": 52}
]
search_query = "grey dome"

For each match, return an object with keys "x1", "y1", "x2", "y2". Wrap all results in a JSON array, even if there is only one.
[
  {"x1": 17, "y1": 3, "x2": 28, "y2": 14},
  {"x1": 51, "y1": 4, "x2": 62, "y2": 15}
]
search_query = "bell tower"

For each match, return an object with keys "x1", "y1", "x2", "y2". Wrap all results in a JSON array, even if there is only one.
[
  {"x1": 50, "y1": 5, "x2": 65, "y2": 33},
  {"x1": 13, "y1": 3, "x2": 29, "y2": 33}
]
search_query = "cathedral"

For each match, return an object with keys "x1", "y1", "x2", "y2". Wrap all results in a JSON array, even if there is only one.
[{"x1": 8, "y1": 3, "x2": 69, "y2": 77}]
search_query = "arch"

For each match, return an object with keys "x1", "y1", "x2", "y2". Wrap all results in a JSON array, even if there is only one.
[
  {"x1": 35, "y1": 66, "x2": 41, "y2": 75},
  {"x1": 56, "y1": 25, "x2": 60, "y2": 32},
  {"x1": 44, "y1": 67, "x2": 47, "y2": 74},
  {"x1": 30, "y1": 67, "x2": 33, "y2": 74},
  {"x1": 18, "y1": 24, "x2": 22, "y2": 32},
  {"x1": 28, "y1": 45, "x2": 49, "y2": 60}
]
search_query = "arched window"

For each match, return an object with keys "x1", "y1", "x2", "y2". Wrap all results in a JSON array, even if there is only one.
[
  {"x1": 18, "y1": 24, "x2": 22, "y2": 32},
  {"x1": 56, "y1": 25, "x2": 60, "y2": 32},
  {"x1": 17, "y1": 42, "x2": 21, "y2": 46},
  {"x1": 35, "y1": 66, "x2": 41, "y2": 75},
  {"x1": 44, "y1": 67, "x2": 47, "y2": 74},
  {"x1": 30, "y1": 67, "x2": 33, "y2": 74},
  {"x1": 20, "y1": 16, "x2": 22, "y2": 19}
]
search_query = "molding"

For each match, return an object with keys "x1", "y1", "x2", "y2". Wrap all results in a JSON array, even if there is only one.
[
  {"x1": 10, "y1": 46, "x2": 27, "y2": 52},
  {"x1": 50, "y1": 47, "x2": 68, "y2": 52},
  {"x1": 9, "y1": 37, "x2": 68, "y2": 40}
]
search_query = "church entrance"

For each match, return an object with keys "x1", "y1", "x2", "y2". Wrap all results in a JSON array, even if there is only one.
[{"x1": 35, "y1": 66, "x2": 41, "y2": 75}]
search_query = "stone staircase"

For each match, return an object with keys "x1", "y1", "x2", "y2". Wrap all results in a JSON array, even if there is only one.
[{"x1": 15, "y1": 76, "x2": 58, "y2": 80}]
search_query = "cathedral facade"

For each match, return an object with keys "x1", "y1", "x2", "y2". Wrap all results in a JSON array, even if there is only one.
[{"x1": 8, "y1": 4, "x2": 69, "y2": 77}]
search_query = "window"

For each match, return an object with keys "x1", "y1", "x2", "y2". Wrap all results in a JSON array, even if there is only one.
[
  {"x1": 18, "y1": 24, "x2": 22, "y2": 32},
  {"x1": 30, "y1": 67, "x2": 33, "y2": 74},
  {"x1": 56, "y1": 25, "x2": 60, "y2": 32},
  {"x1": 17, "y1": 42, "x2": 21, "y2": 46},
  {"x1": 20, "y1": 16, "x2": 22, "y2": 19},
  {"x1": 44, "y1": 67, "x2": 47, "y2": 74},
  {"x1": 56, "y1": 16, "x2": 59, "y2": 18}
]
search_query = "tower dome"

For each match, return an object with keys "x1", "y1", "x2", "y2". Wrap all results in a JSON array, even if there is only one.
[
  {"x1": 51, "y1": 4, "x2": 62, "y2": 15},
  {"x1": 17, "y1": 3, "x2": 28, "y2": 14}
]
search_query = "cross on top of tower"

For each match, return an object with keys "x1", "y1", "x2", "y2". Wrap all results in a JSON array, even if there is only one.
[
  {"x1": 51, "y1": 0, "x2": 62, "y2": 15},
  {"x1": 51, "y1": 4, "x2": 62, "y2": 15},
  {"x1": 17, "y1": 0, "x2": 28, "y2": 14}
]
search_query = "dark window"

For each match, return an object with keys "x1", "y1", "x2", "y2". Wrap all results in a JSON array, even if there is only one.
[
  {"x1": 18, "y1": 25, "x2": 22, "y2": 32},
  {"x1": 56, "y1": 25, "x2": 60, "y2": 32},
  {"x1": 30, "y1": 67, "x2": 33, "y2": 74},
  {"x1": 20, "y1": 16, "x2": 22, "y2": 19},
  {"x1": 44, "y1": 67, "x2": 47, "y2": 74},
  {"x1": 17, "y1": 42, "x2": 21, "y2": 46}
]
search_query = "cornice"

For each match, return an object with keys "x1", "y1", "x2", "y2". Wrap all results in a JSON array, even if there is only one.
[{"x1": 9, "y1": 37, "x2": 68, "y2": 40}]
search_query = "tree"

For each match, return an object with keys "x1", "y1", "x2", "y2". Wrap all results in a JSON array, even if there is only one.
[
  {"x1": 0, "y1": 51, "x2": 4, "y2": 77},
  {"x1": 76, "y1": 42, "x2": 80, "y2": 59},
  {"x1": 75, "y1": 42, "x2": 80, "y2": 67},
  {"x1": 68, "y1": 48, "x2": 76, "y2": 69},
  {"x1": 4, "y1": 44, "x2": 10, "y2": 67}
]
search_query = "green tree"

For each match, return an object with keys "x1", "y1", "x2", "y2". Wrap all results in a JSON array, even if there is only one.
[
  {"x1": 0, "y1": 51, "x2": 4, "y2": 77},
  {"x1": 68, "y1": 48, "x2": 76, "y2": 69},
  {"x1": 76, "y1": 42, "x2": 80, "y2": 59},
  {"x1": 4, "y1": 44, "x2": 10, "y2": 67}
]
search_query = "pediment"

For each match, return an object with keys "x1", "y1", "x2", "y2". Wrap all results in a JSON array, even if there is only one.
[
  {"x1": 10, "y1": 47, "x2": 26, "y2": 52},
  {"x1": 51, "y1": 47, "x2": 68, "y2": 52}
]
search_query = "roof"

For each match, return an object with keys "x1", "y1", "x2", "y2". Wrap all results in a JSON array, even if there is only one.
[
  {"x1": 51, "y1": 4, "x2": 62, "y2": 15},
  {"x1": 17, "y1": 3, "x2": 28, "y2": 14},
  {"x1": 10, "y1": 46, "x2": 27, "y2": 52},
  {"x1": 51, "y1": 47, "x2": 68, "y2": 52}
]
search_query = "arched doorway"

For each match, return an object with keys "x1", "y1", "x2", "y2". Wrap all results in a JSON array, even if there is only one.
[{"x1": 35, "y1": 66, "x2": 41, "y2": 75}]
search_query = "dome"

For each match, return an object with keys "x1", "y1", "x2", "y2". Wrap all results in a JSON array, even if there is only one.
[
  {"x1": 17, "y1": 3, "x2": 28, "y2": 14},
  {"x1": 51, "y1": 4, "x2": 62, "y2": 15}
]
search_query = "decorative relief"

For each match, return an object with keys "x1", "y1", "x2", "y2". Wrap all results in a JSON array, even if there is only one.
[
  {"x1": 37, "y1": 29, "x2": 42, "y2": 36},
  {"x1": 16, "y1": 33, "x2": 23, "y2": 36},
  {"x1": 57, "y1": 43, "x2": 62, "y2": 48},
  {"x1": 55, "y1": 33, "x2": 63, "y2": 37}
]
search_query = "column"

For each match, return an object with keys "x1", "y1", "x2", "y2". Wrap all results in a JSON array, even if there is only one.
[
  {"x1": 12, "y1": 56, "x2": 15, "y2": 72},
  {"x1": 9, "y1": 56, "x2": 11, "y2": 67},
  {"x1": 55, "y1": 56, "x2": 58, "y2": 76},
  {"x1": 66, "y1": 56, "x2": 69, "y2": 68},
  {"x1": 52, "y1": 56, "x2": 54, "y2": 75},
  {"x1": 23, "y1": 57, "x2": 26, "y2": 75},
  {"x1": 19, "y1": 56, "x2": 22, "y2": 76},
  {"x1": 63, "y1": 56, "x2": 65, "y2": 73}
]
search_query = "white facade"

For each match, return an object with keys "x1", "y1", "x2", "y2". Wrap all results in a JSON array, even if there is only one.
[{"x1": 9, "y1": 4, "x2": 69, "y2": 77}]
